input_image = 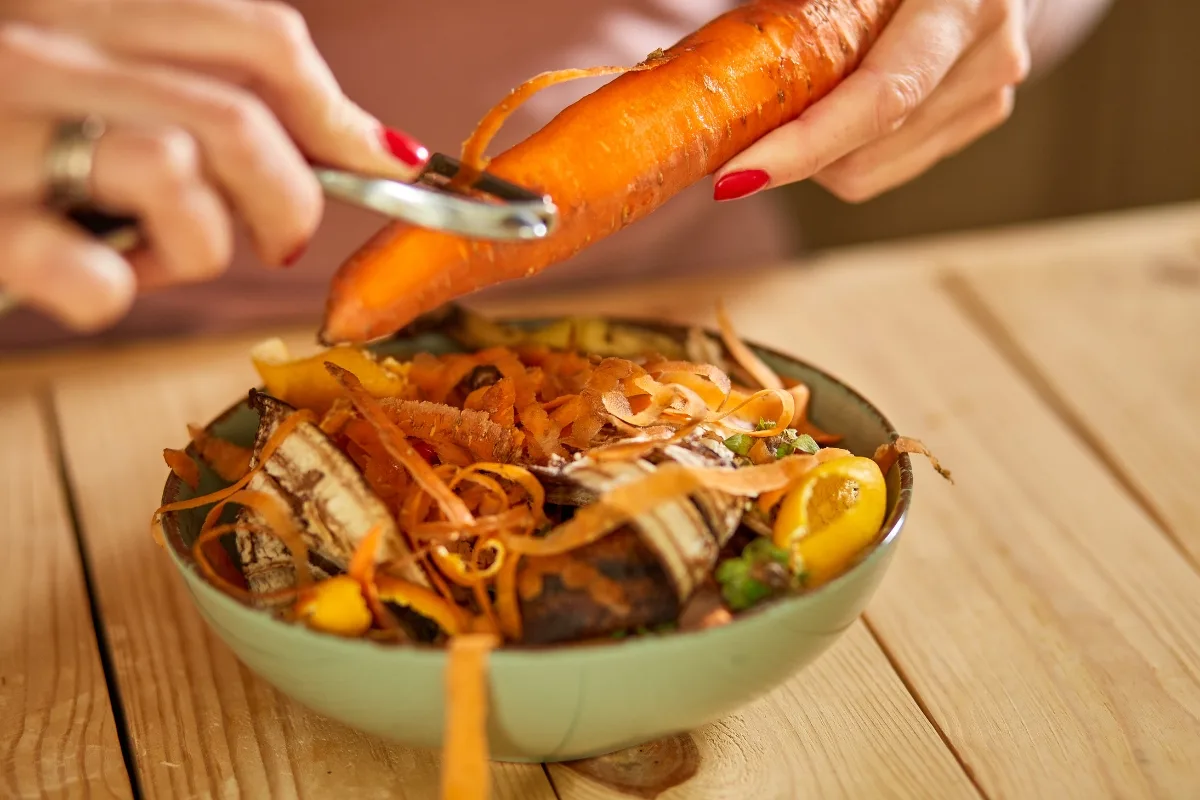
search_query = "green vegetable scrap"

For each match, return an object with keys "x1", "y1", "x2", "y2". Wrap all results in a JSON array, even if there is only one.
[
  {"x1": 715, "y1": 538, "x2": 804, "y2": 611},
  {"x1": 774, "y1": 429, "x2": 819, "y2": 458},
  {"x1": 723, "y1": 432, "x2": 753, "y2": 456}
]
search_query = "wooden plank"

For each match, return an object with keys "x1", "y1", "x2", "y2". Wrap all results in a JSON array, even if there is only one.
[
  {"x1": 549, "y1": 624, "x2": 976, "y2": 800},
  {"x1": 0, "y1": 201, "x2": 1192, "y2": 410},
  {"x1": 724, "y1": 272, "x2": 1200, "y2": 799},
  {"x1": 0, "y1": 392, "x2": 132, "y2": 799},
  {"x1": 47, "y1": 320, "x2": 974, "y2": 799},
  {"x1": 951, "y1": 254, "x2": 1200, "y2": 564},
  {"x1": 0, "y1": 325, "x2": 316, "y2": 393},
  {"x1": 3, "y1": 203, "x2": 1196, "y2": 394},
  {"x1": 775, "y1": 199, "x2": 1200, "y2": 286},
  {"x1": 50, "y1": 358, "x2": 556, "y2": 799},
  {"x1": 31, "y1": 196, "x2": 1198, "y2": 796},
  {"x1": 484, "y1": 266, "x2": 1200, "y2": 798}
]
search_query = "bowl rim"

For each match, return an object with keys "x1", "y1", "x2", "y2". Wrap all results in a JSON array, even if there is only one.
[{"x1": 158, "y1": 314, "x2": 913, "y2": 658}]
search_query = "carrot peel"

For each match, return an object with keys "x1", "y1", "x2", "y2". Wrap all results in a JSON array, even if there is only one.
[{"x1": 441, "y1": 633, "x2": 500, "y2": 800}]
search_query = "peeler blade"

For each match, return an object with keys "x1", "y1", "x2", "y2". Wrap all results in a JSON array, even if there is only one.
[{"x1": 316, "y1": 153, "x2": 557, "y2": 242}]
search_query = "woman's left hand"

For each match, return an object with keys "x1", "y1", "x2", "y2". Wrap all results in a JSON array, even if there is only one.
[{"x1": 713, "y1": 0, "x2": 1032, "y2": 204}]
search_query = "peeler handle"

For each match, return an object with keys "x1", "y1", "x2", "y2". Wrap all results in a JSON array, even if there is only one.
[
  {"x1": 68, "y1": 208, "x2": 142, "y2": 252},
  {"x1": 57, "y1": 153, "x2": 558, "y2": 251}
]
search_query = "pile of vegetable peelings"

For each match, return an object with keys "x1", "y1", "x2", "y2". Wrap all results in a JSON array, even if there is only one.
[
  {"x1": 152, "y1": 306, "x2": 949, "y2": 800},
  {"x1": 155, "y1": 306, "x2": 949, "y2": 648}
]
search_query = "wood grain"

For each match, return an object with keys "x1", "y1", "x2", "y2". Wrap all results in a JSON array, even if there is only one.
[
  {"x1": 0, "y1": 325, "x2": 318, "y2": 394},
  {"x1": 549, "y1": 624, "x2": 977, "y2": 800},
  {"x1": 480, "y1": 263, "x2": 1200, "y2": 799},
  {"x1": 24, "y1": 201, "x2": 1200, "y2": 797},
  {"x1": 726, "y1": 271, "x2": 1200, "y2": 799},
  {"x1": 49, "y1": 358, "x2": 556, "y2": 800},
  {"x1": 0, "y1": 392, "x2": 132, "y2": 799},
  {"x1": 952, "y1": 254, "x2": 1200, "y2": 564}
]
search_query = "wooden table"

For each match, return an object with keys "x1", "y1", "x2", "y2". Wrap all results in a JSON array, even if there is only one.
[{"x1": 3, "y1": 201, "x2": 1199, "y2": 799}]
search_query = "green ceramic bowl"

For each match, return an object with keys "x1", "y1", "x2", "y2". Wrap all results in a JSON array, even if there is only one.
[{"x1": 159, "y1": 317, "x2": 913, "y2": 762}]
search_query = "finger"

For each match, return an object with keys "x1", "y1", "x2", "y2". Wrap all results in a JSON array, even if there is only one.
[
  {"x1": 14, "y1": 0, "x2": 429, "y2": 180},
  {"x1": 813, "y1": 86, "x2": 1015, "y2": 202},
  {"x1": 713, "y1": 2, "x2": 978, "y2": 194},
  {"x1": 811, "y1": 22, "x2": 1031, "y2": 203},
  {"x1": 0, "y1": 113, "x2": 53, "y2": 201},
  {"x1": 862, "y1": 17, "x2": 1030, "y2": 150},
  {"x1": 0, "y1": 22, "x2": 319, "y2": 264},
  {"x1": 0, "y1": 207, "x2": 136, "y2": 331},
  {"x1": 90, "y1": 125, "x2": 235, "y2": 285},
  {"x1": 0, "y1": 114, "x2": 233, "y2": 285}
]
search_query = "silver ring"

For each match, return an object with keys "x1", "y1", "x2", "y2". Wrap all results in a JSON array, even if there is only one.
[{"x1": 45, "y1": 116, "x2": 107, "y2": 209}]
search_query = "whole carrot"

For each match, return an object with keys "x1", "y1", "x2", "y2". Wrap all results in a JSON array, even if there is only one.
[{"x1": 321, "y1": 0, "x2": 902, "y2": 345}]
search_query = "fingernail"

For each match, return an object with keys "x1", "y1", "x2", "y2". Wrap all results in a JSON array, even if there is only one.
[
  {"x1": 380, "y1": 126, "x2": 430, "y2": 168},
  {"x1": 282, "y1": 242, "x2": 308, "y2": 267},
  {"x1": 714, "y1": 169, "x2": 770, "y2": 202}
]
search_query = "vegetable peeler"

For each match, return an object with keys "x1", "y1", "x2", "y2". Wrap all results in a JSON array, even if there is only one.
[{"x1": 0, "y1": 154, "x2": 557, "y2": 317}]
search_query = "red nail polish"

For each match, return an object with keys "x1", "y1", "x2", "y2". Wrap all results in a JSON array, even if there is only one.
[
  {"x1": 380, "y1": 126, "x2": 430, "y2": 168},
  {"x1": 282, "y1": 243, "x2": 308, "y2": 267},
  {"x1": 714, "y1": 169, "x2": 770, "y2": 202}
]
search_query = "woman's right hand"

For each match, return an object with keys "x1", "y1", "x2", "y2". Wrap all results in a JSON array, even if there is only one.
[{"x1": 0, "y1": 0, "x2": 429, "y2": 331}]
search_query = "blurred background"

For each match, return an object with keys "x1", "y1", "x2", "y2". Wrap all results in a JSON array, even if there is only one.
[
  {"x1": 781, "y1": 1, "x2": 1200, "y2": 250},
  {"x1": 1, "y1": 0, "x2": 1195, "y2": 355}
]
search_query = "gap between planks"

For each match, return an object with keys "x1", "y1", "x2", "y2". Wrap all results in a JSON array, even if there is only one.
[
  {"x1": 858, "y1": 616, "x2": 987, "y2": 798},
  {"x1": 0, "y1": 389, "x2": 133, "y2": 798},
  {"x1": 937, "y1": 271, "x2": 1198, "y2": 576},
  {"x1": 35, "y1": 389, "x2": 146, "y2": 800}
]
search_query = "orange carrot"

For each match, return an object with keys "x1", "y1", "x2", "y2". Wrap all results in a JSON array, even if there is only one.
[{"x1": 320, "y1": 0, "x2": 901, "y2": 345}]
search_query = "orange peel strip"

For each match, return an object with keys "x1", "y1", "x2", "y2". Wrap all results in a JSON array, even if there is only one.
[
  {"x1": 409, "y1": 507, "x2": 536, "y2": 542},
  {"x1": 347, "y1": 525, "x2": 399, "y2": 630},
  {"x1": 191, "y1": 522, "x2": 295, "y2": 604},
  {"x1": 715, "y1": 299, "x2": 783, "y2": 392},
  {"x1": 163, "y1": 448, "x2": 200, "y2": 490},
  {"x1": 456, "y1": 463, "x2": 545, "y2": 521},
  {"x1": 709, "y1": 388, "x2": 796, "y2": 437},
  {"x1": 200, "y1": 488, "x2": 312, "y2": 586},
  {"x1": 152, "y1": 409, "x2": 317, "y2": 540},
  {"x1": 432, "y1": 540, "x2": 506, "y2": 587},
  {"x1": 456, "y1": 61, "x2": 665, "y2": 183},
  {"x1": 494, "y1": 551, "x2": 523, "y2": 641},
  {"x1": 441, "y1": 633, "x2": 501, "y2": 800},
  {"x1": 873, "y1": 436, "x2": 953, "y2": 482}
]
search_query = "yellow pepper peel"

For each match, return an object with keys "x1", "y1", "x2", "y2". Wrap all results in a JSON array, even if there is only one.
[
  {"x1": 250, "y1": 338, "x2": 413, "y2": 415},
  {"x1": 293, "y1": 575, "x2": 373, "y2": 637}
]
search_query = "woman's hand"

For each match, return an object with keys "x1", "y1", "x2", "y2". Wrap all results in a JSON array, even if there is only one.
[
  {"x1": 713, "y1": 0, "x2": 1032, "y2": 204},
  {"x1": 0, "y1": 0, "x2": 428, "y2": 331}
]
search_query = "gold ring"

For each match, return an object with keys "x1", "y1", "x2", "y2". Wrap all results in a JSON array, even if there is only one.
[{"x1": 44, "y1": 116, "x2": 107, "y2": 210}]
